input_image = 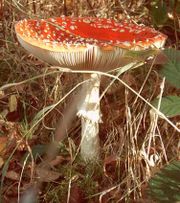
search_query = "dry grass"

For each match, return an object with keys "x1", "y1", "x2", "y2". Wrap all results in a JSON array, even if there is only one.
[{"x1": 0, "y1": 0, "x2": 179, "y2": 202}]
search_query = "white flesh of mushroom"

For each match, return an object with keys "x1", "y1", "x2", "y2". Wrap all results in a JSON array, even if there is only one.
[{"x1": 77, "y1": 73, "x2": 101, "y2": 161}]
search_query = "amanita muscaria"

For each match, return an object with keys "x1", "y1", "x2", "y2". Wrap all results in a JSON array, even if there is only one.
[{"x1": 15, "y1": 17, "x2": 167, "y2": 161}]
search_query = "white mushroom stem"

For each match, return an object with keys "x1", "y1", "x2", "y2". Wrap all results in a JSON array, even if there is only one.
[{"x1": 77, "y1": 73, "x2": 101, "y2": 161}]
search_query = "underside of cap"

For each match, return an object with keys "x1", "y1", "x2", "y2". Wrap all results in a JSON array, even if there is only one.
[{"x1": 17, "y1": 35, "x2": 137, "y2": 71}]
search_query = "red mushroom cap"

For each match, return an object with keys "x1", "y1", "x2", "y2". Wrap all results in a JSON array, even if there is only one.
[{"x1": 15, "y1": 17, "x2": 167, "y2": 71}]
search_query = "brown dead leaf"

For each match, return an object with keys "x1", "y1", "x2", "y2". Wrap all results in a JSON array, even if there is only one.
[
  {"x1": 36, "y1": 166, "x2": 61, "y2": 182},
  {"x1": 69, "y1": 183, "x2": 85, "y2": 203},
  {"x1": 0, "y1": 136, "x2": 8, "y2": 156},
  {"x1": 5, "y1": 94, "x2": 23, "y2": 122},
  {"x1": 9, "y1": 95, "x2": 18, "y2": 112},
  {"x1": 122, "y1": 72, "x2": 136, "y2": 87},
  {"x1": 103, "y1": 155, "x2": 120, "y2": 180},
  {"x1": 0, "y1": 90, "x2": 4, "y2": 99},
  {"x1": 0, "y1": 122, "x2": 26, "y2": 152},
  {"x1": 0, "y1": 156, "x2": 4, "y2": 168},
  {"x1": 65, "y1": 0, "x2": 74, "y2": 8},
  {"x1": 6, "y1": 111, "x2": 22, "y2": 122},
  {"x1": 6, "y1": 170, "x2": 20, "y2": 181},
  {"x1": 49, "y1": 155, "x2": 65, "y2": 167}
]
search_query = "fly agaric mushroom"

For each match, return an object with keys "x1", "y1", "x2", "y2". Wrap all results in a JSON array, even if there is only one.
[{"x1": 15, "y1": 17, "x2": 167, "y2": 161}]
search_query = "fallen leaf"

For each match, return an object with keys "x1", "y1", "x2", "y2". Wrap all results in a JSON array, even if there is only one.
[
  {"x1": 6, "y1": 170, "x2": 20, "y2": 181},
  {"x1": 9, "y1": 95, "x2": 18, "y2": 112},
  {"x1": 66, "y1": 0, "x2": 74, "y2": 8},
  {"x1": 103, "y1": 155, "x2": 121, "y2": 180},
  {"x1": 6, "y1": 111, "x2": 21, "y2": 122},
  {"x1": 36, "y1": 166, "x2": 61, "y2": 182},
  {"x1": 69, "y1": 183, "x2": 85, "y2": 203},
  {"x1": 0, "y1": 156, "x2": 4, "y2": 168},
  {"x1": 0, "y1": 109, "x2": 8, "y2": 117},
  {"x1": 6, "y1": 94, "x2": 23, "y2": 122},
  {"x1": 0, "y1": 90, "x2": 4, "y2": 99},
  {"x1": 49, "y1": 156, "x2": 66, "y2": 167},
  {"x1": 0, "y1": 136, "x2": 8, "y2": 156}
]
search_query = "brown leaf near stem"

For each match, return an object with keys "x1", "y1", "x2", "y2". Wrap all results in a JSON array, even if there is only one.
[
  {"x1": 103, "y1": 155, "x2": 122, "y2": 180},
  {"x1": 35, "y1": 166, "x2": 61, "y2": 182},
  {"x1": 0, "y1": 121, "x2": 26, "y2": 153},
  {"x1": 0, "y1": 156, "x2": 4, "y2": 168},
  {"x1": 0, "y1": 136, "x2": 8, "y2": 156},
  {"x1": 68, "y1": 183, "x2": 85, "y2": 203},
  {"x1": 6, "y1": 170, "x2": 20, "y2": 181},
  {"x1": 9, "y1": 95, "x2": 18, "y2": 112},
  {"x1": 6, "y1": 95, "x2": 23, "y2": 122},
  {"x1": 122, "y1": 72, "x2": 137, "y2": 89},
  {"x1": 49, "y1": 155, "x2": 66, "y2": 167},
  {"x1": 0, "y1": 91, "x2": 4, "y2": 99},
  {"x1": 6, "y1": 111, "x2": 22, "y2": 122}
]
